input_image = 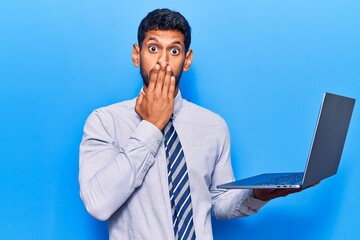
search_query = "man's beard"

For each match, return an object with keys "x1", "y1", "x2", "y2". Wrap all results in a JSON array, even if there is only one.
[{"x1": 140, "y1": 63, "x2": 183, "y2": 88}]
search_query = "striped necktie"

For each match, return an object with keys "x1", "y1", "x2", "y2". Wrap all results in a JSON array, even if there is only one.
[{"x1": 164, "y1": 116, "x2": 196, "y2": 240}]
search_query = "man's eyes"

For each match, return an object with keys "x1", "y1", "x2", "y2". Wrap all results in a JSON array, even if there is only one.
[
  {"x1": 149, "y1": 46, "x2": 158, "y2": 52},
  {"x1": 170, "y1": 48, "x2": 180, "y2": 55},
  {"x1": 148, "y1": 46, "x2": 181, "y2": 55}
]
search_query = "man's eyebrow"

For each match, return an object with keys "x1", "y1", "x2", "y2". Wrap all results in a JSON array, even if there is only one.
[
  {"x1": 145, "y1": 38, "x2": 183, "y2": 47},
  {"x1": 171, "y1": 41, "x2": 183, "y2": 46},
  {"x1": 146, "y1": 37, "x2": 159, "y2": 43}
]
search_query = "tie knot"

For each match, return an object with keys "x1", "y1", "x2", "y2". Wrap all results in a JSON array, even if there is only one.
[{"x1": 163, "y1": 115, "x2": 174, "y2": 135}]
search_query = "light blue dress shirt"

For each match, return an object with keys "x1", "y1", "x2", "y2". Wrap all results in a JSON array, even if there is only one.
[{"x1": 79, "y1": 91, "x2": 267, "y2": 240}]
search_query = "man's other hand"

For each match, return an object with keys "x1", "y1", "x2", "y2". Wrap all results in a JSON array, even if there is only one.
[{"x1": 254, "y1": 182, "x2": 320, "y2": 201}]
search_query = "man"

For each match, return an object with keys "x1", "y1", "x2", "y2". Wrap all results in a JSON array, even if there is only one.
[{"x1": 79, "y1": 8, "x2": 304, "y2": 240}]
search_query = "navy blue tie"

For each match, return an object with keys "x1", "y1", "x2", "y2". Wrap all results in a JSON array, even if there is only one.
[{"x1": 164, "y1": 116, "x2": 196, "y2": 240}]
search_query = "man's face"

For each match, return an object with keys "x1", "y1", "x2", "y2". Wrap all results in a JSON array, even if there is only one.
[{"x1": 132, "y1": 30, "x2": 193, "y2": 87}]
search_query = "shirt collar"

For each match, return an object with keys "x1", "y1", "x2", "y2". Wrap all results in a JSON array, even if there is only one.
[{"x1": 173, "y1": 90, "x2": 183, "y2": 120}]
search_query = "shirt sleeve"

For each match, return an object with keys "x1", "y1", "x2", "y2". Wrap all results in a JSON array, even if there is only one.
[
  {"x1": 209, "y1": 117, "x2": 268, "y2": 220},
  {"x1": 78, "y1": 109, "x2": 163, "y2": 221}
]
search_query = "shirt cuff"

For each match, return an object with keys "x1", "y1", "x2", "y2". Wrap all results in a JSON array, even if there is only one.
[
  {"x1": 131, "y1": 120, "x2": 163, "y2": 156},
  {"x1": 237, "y1": 190, "x2": 268, "y2": 216}
]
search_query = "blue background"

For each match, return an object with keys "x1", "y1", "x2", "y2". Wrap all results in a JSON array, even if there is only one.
[{"x1": 0, "y1": 1, "x2": 359, "y2": 239}]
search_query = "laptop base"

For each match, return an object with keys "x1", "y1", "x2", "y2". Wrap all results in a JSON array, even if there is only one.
[{"x1": 218, "y1": 172, "x2": 303, "y2": 189}]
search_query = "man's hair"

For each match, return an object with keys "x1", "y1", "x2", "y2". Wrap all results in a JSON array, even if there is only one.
[{"x1": 137, "y1": 8, "x2": 191, "y2": 52}]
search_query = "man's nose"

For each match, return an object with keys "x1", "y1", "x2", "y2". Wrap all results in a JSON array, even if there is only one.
[{"x1": 158, "y1": 50, "x2": 168, "y2": 67}]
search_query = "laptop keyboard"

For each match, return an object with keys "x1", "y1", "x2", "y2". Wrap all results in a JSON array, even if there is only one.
[{"x1": 260, "y1": 173, "x2": 303, "y2": 185}]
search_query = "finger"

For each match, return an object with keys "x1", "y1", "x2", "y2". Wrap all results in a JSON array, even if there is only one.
[
  {"x1": 162, "y1": 65, "x2": 172, "y2": 96},
  {"x1": 309, "y1": 181, "x2": 321, "y2": 188},
  {"x1": 147, "y1": 64, "x2": 160, "y2": 92},
  {"x1": 135, "y1": 91, "x2": 144, "y2": 107},
  {"x1": 135, "y1": 92, "x2": 144, "y2": 115},
  {"x1": 274, "y1": 188, "x2": 302, "y2": 197},
  {"x1": 155, "y1": 63, "x2": 166, "y2": 95},
  {"x1": 168, "y1": 76, "x2": 176, "y2": 100}
]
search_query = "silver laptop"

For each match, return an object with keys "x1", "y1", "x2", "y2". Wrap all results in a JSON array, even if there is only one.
[{"x1": 218, "y1": 92, "x2": 355, "y2": 189}]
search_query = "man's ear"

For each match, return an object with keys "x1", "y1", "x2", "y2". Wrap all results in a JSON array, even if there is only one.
[
  {"x1": 132, "y1": 44, "x2": 140, "y2": 67},
  {"x1": 183, "y1": 50, "x2": 193, "y2": 72}
]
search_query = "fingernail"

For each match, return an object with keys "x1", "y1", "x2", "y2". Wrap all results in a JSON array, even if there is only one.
[
  {"x1": 167, "y1": 65, "x2": 171, "y2": 72},
  {"x1": 155, "y1": 64, "x2": 160, "y2": 70}
]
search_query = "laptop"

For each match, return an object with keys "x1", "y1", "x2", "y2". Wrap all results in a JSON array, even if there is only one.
[{"x1": 217, "y1": 92, "x2": 355, "y2": 189}]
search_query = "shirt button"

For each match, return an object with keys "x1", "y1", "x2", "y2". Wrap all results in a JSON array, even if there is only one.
[
  {"x1": 144, "y1": 166, "x2": 149, "y2": 172},
  {"x1": 247, "y1": 198, "x2": 253, "y2": 203}
]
